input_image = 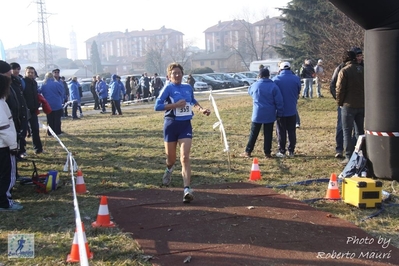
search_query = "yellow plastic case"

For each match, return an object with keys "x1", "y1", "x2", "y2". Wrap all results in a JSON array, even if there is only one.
[{"x1": 342, "y1": 177, "x2": 382, "y2": 208}]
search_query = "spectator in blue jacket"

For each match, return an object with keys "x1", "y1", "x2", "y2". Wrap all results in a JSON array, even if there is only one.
[
  {"x1": 240, "y1": 68, "x2": 284, "y2": 158},
  {"x1": 40, "y1": 72, "x2": 65, "y2": 135},
  {"x1": 68, "y1": 76, "x2": 81, "y2": 120},
  {"x1": 109, "y1": 74, "x2": 126, "y2": 115},
  {"x1": 96, "y1": 75, "x2": 108, "y2": 113},
  {"x1": 273, "y1": 62, "x2": 301, "y2": 157}
]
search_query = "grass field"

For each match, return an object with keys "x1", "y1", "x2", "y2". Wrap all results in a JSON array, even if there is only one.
[{"x1": 1, "y1": 85, "x2": 398, "y2": 265}]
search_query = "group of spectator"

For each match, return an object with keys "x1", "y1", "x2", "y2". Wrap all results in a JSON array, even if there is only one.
[
  {"x1": 241, "y1": 47, "x2": 364, "y2": 164},
  {"x1": 241, "y1": 62, "x2": 301, "y2": 158},
  {"x1": 0, "y1": 60, "x2": 48, "y2": 210}
]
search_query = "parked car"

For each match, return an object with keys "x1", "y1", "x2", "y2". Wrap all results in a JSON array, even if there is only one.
[
  {"x1": 191, "y1": 74, "x2": 226, "y2": 90},
  {"x1": 227, "y1": 72, "x2": 256, "y2": 86},
  {"x1": 206, "y1": 73, "x2": 245, "y2": 88},
  {"x1": 182, "y1": 75, "x2": 209, "y2": 91},
  {"x1": 238, "y1": 71, "x2": 258, "y2": 79}
]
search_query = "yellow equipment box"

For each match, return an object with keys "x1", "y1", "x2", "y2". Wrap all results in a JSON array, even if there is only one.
[{"x1": 342, "y1": 177, "x2": 382, "y2": 208}]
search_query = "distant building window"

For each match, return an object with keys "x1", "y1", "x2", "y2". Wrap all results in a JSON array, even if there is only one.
[
  {"x1": 200, "y1": 61, "x2": 204, "y2": 66},
  {"x1": 211, "y1": 61, "x2": 215, "y2": 66}
]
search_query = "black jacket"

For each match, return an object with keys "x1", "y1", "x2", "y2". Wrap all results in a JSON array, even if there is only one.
[
  {"x1": 23, "y1": 77, "x2": 40, "y2": 112},
  {"x1": 6, "y1": 76, "x2": 28, "y2": 132}
]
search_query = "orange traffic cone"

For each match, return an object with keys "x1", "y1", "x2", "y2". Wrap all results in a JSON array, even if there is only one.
[
  {"x1": 249, "y1": 158, "x2": 261, "y2": 181},
  {"x1": 75, "y1": 169, "x2": 87, "y2": 194},
  {"x1": 92, "y1": 196, "x2": 116, "y2": 228},
  {"x1": 325, "y1": 173, "x2": 341, "y2": 200},
  {"x1": 66, "y1": 223, "x2": 94, "y2": 262}
]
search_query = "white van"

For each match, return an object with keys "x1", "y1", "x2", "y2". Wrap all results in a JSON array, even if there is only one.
[{"x1": 249, "y1": 59, "x2": 292, "y2": 76}]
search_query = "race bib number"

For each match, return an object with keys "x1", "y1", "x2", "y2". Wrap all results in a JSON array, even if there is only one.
[{"x1": 176, "y1": 104, "x2": 192, "y2": 116}]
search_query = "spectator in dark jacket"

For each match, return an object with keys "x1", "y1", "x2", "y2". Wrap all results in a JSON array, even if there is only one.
[
  {"x1": 300, "y1": 59, "x2": 315, "y2": 98},
  {"x1": 23, "y1": 66, "x2": 43, "y2": 154},
  {"x1": 125, "y1": 76, "x2": 132, "y2": 101},
  {"x1": 187, "y1": 74, "x2": 196, "y2": 89},
  {"x1": 9, "y1": 62, "x2": 29, "y2": 158},
  {"x1": 336, "y1": 50, "x2": 364, "y2": 164},
  {"x1": 90, "y1": 75, "x2": 100, "y2": 110}
]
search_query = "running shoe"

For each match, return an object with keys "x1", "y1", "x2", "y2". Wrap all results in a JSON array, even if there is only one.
[
  {"x1": 183, "y1": 187, "x2": 194, "y2": 203},
  {"x1": 0, "y1": 203, "x2": 23, "y2": 211},
  {"x1": 275, "y1": 152, "x2": 286, "y2": 158},
  {"x1": 162, "y1": 166, "x2": 174, "y2": 185}
]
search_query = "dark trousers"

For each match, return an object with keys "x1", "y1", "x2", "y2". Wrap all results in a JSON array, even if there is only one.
[
  {"x1": 111, "y1": 100, "x2": 122, "y2": 115},
  {"x1": 92, "y1": 92, "x2": 100, "y2": 109},
  {"x1": 245, "y1": 122, "x2": 274, "y2": 155},
  {"x1": 18, "y1": 119, "x2": 28, "y2": 154},
  {"x1": 153, "y1": 88, "x2": 160, "y2": 99},
  {"x1": 341, "y1": 106, "x2": 365, "y2": 159},
  {"x1": 23, "y1": 112, "x2": 42, "y2": 153},
  {"x1": 46, "y1": 108, "x2": 63, "y2": 135},
  {"x1": 276, "y1": 114, "x2": 297, "y2": 154},
  {"x1": 296, "y1": 111, "x2": 301, "y2": 126},
  {"x1": 63, "y1": 101, "x2": 68, "y2": 117},
  {"x1": 336, "y1": 106, "x2": 357, "y2": 154},
  {"x1": 0, "y1": 148, "x2": 15, "y2": 208},
  {"x1": 72, "y1": 100, "x2": 79, "y2": 118},
  {"x1": 143, "y1": 87, "x2": 150, "y2": 102},
  {"x1": 100, "y1": 98, "x2": 107, "y2": 112}
]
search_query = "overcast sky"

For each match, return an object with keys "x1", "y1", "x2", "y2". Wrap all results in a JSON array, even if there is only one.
[{"x1": 1, "y1": 0, "x2": 289, "y2": 59}]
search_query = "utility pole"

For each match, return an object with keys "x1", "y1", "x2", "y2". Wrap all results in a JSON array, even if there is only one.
[{"x1": 36, "y1": 0, "x2": 54, "y2": 72}]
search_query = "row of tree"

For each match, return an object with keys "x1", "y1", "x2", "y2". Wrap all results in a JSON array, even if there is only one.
[{"x1": 276, "y1": 0, "x2": 364, "y2": 73}]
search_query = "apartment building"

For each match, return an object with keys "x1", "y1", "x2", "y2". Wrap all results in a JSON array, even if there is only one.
[{"x1": 85, "y1": 26, "x2": 184, "y2": 62}]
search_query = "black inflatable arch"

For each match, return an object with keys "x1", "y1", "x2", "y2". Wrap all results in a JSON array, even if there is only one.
[{"x1": 329, "y1": 0, "x2": 399, "y2": 180}]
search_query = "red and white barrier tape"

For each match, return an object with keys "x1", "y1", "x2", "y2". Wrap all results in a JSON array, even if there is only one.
[
  {"x1": 40, "y1": 123, "x2": 89, "y2": 266},
  {"x1": 366, "y1": 130, "x2": 399, "y2": 137}
]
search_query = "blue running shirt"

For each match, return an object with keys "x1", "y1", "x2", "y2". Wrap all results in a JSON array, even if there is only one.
[{"x1": 154, "y1": 83, "x2": 198, "y2": 121}]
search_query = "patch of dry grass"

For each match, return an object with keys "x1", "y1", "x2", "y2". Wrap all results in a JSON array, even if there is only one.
[{"x1": 1, "y1": 86, "x2": 398, "y2": 265}]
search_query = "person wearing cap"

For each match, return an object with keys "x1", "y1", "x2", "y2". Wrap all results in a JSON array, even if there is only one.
[
  {"x1": 336, "y1": 50, "x2": 365, "y2": 164},
  {"x1": 330, "y1": 50, "x2": 360, "y2": 159},
  {"x1": 52, "y1": 69, "x2": 68, "y2": 117},
  {"x1": 351, "y1": 47, "x2": 364, "y2": 66},
  {"x1": 0, "y1": 72, "x2": 23, "y2": 211},
  {"x1": 314, "y1": 59, "x2": 324, "y2": 98},
  {"x1": 240, "y1": 68, "x2": 284, "y2": 158},
  {"x1": 272, "y1": 62, "x2": 302, "y2": 158}
]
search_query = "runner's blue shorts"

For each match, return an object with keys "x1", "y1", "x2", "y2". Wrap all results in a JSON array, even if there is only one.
[{"x1": 163, "y1": 119, "x2": 192, "y2": 142}]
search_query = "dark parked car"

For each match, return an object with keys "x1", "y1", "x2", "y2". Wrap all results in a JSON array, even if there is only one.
[
  {"x1": 191, "y1": 74, "x2": 226, "y2": 90},
  {"x1": 206, "y1": 73, "x2": 245, "y2": 88}
]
